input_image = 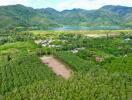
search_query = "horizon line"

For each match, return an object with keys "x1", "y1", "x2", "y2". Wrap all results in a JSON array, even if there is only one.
[{"x1": 0, "y1": 4, "x2": 132, "y2": 11}]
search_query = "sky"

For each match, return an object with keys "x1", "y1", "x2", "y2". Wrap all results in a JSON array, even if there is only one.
[{"x1": 0, "y1": 0, "x2": 132, "y2": 11}]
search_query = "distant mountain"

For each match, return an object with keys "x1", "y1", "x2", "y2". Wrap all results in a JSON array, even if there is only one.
[
  {"x1": 100, "y1": 5, "x2": 132, "y2": 16},
  {"x1": 0, "y1": 4, "x2": 59, "y2": 30},
  {"x1": 99, "y1": 5, "x2": 132, "y2": 28},
  {"x1": 0, "y1": 4, "x2": 132, "y2": 30}
]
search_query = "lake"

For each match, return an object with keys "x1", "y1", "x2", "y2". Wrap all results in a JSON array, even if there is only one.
[{"x1": 49, "y1": 26, "x2": 122, "y2": 30}]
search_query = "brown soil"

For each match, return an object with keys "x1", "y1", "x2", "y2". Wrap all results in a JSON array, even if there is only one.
[{"x1": 40, "y1": 56, "x2": 72, "y2": 79}]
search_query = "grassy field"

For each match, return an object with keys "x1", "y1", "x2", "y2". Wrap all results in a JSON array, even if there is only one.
[{"x1": 0, "y1": 30, "x2": 132, "y2": 100}]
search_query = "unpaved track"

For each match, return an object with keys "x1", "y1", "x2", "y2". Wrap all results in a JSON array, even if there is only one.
[{"x1": 40, "y1": 56, "x2": 72, "y2": 79}]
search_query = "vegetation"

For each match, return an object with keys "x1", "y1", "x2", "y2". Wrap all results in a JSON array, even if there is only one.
[
  {"x1": 5, "y1": 69, "x2": 132, "y2": 100},
  {"x1": 0, "y1": 29, "x2": 132, "y2": 100},
  {"x1": 1, "y1": 53, "x2": 55, "y2": 94},
  {"x1": 0, "y1": 4, "x2": 132, "y2": 30},
  {"x1": 0, "y1": 3, "x2": 132, "y2": 99}
]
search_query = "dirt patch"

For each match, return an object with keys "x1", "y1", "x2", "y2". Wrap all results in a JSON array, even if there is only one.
[
  {"x1": 86, "y1": 34, "x2": 107, "y2": 38},
  {"x1": 40, "y1": 56, "x2": 72, "y2": 79},
  {"x1": 34, "y1": 40, "x2": 42, "y2": 44},
  {"x1": 85, "y1": 33, "x2": 118, "y2": 38},
  {"x1": 95, "y1": 56, "x2": 104, "y2": 62}
]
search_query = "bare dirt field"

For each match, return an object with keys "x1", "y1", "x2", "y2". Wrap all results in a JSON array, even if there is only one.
[
  {"x1": 40, "y1": 56, "x2": 72, "y2": 79},
  {"x1": 85, "y1": 33, "x2": 118, "y2": 38}
]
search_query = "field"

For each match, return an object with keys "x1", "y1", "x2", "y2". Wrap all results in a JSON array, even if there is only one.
[{"x1": 0, "y1": 29, "x2": 132, "y2": 100}]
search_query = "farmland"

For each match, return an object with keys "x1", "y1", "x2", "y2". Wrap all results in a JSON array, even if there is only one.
[{"x1": 0, "y1": 29, "x2": 132, "y2": 100}]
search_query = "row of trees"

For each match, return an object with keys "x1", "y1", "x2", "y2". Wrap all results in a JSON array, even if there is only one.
[
  {"x1": 0, "y1": 30, "x2": 36, "y2": 45},
  {"x1": 58, "y1": 33, "x2": 131, "y2": 56}
]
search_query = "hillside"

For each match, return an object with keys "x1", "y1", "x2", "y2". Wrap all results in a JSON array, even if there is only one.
[
  {"x1": 0, "y1": 4, "x2": 132, "y2": 30},
  {"x1": 0, "y1": 30, "x2": 132, "y2": 99},
  {"x1": 0, "y1": 4, "x2": 59, "y2": 30}
]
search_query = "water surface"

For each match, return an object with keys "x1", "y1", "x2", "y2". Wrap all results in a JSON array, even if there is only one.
[{"x1": 50, "y1": 26, "x2": 122, "y2": 30}]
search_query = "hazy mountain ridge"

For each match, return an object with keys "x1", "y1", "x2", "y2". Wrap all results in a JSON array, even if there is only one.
[{"x1": 0, "y1": 4, "x2": 132, "y2": 30}]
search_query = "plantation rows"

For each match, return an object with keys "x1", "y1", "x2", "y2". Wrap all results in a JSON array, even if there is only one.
[
  {"x1": 0, "y1": 30, "x2": 132, "y2": 99},
  {"x1": 0, "y1": 54, "x2": 55, "y2": 94},
  {"x1": 5, "y1": 69, "x2": 132, "y2": 100},
  {"x1": 54, "y1": 51, "x2": 95, "y2": 72},
  {"x1": 104, "y1": 55, "x2": 132, "y2": 75}
]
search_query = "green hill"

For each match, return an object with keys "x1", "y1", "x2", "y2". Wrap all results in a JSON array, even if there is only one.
[
  {"x1": 0, "y1": 4, "x2": 58, "y2": 30},
  {"x1": 0, "y1": 4, "x2": 132, "y2": 30}
]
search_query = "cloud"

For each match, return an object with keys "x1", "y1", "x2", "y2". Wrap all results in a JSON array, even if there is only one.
[
  {"x1": 0, "y1": 0, "x2": 30, "y2": 6},
  {"x1": 56, "y1": 0, "x2": 132, "y2": 11},
  {"x1": 0, "y1": 0, "x2": 60, "y2": 9},
  {"x1": 57, "y1": 0, "x2": 101, "y2": 10},
  {"x1": 0, "y1": 0, "x2": 131, "y2": 10}
]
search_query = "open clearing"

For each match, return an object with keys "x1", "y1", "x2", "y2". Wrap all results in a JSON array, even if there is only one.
[
  {"x1": 40, "y1": 56, "x2": 72, "y2": 79},
  {"x1": 85, "y1": 33, "x2": 118, "y2": 38}
]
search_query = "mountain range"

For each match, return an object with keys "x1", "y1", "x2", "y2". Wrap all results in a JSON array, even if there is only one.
[{"x1": 0, "y1": 4, "x2": 132, "y2": 30}]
